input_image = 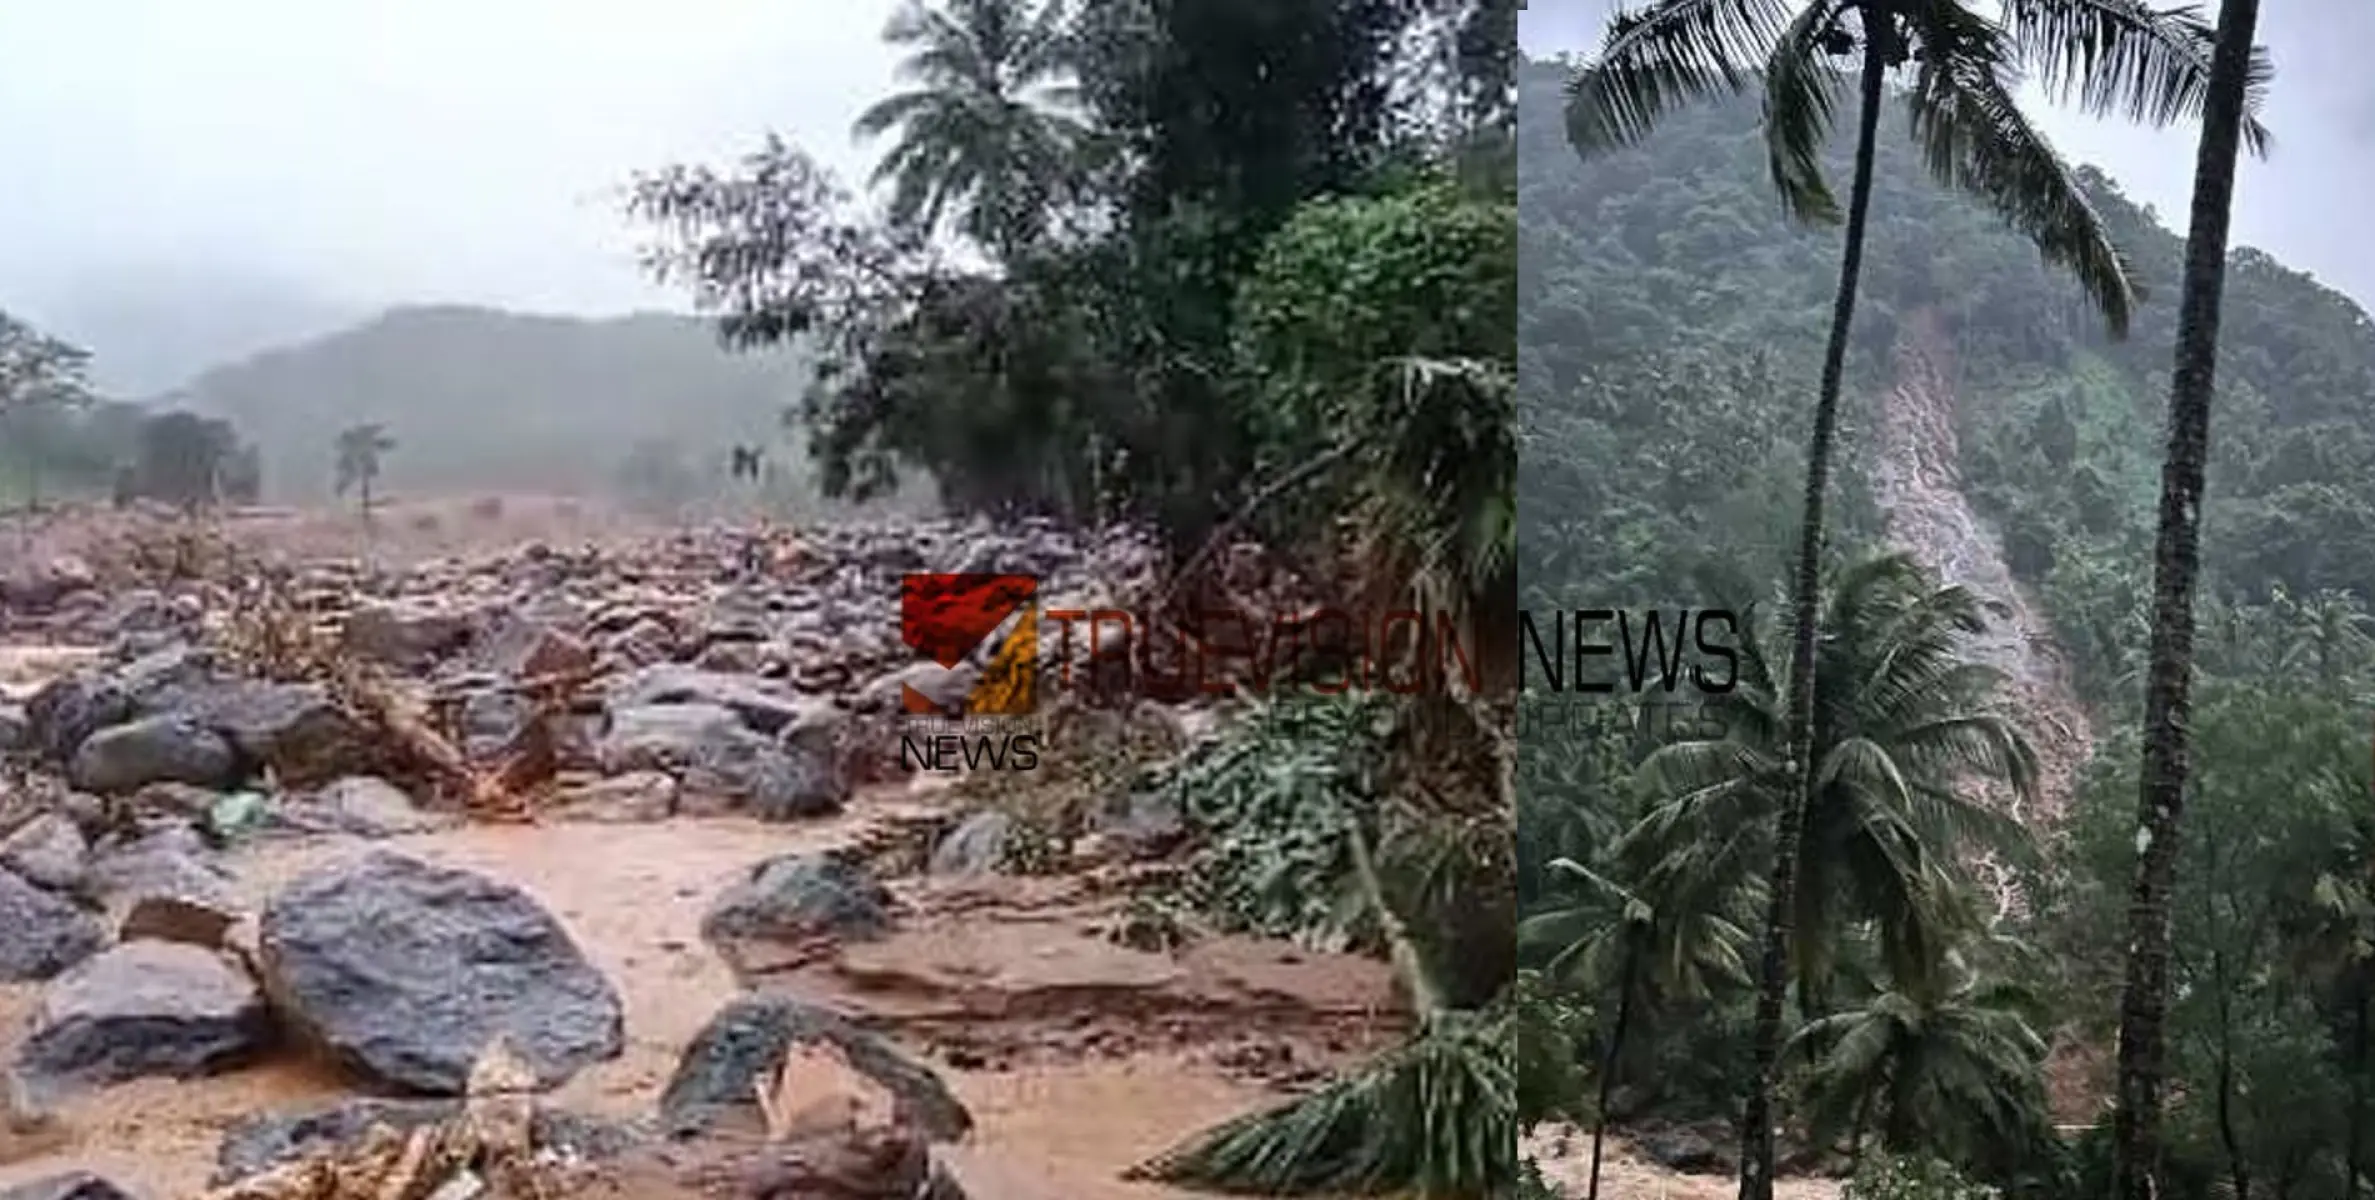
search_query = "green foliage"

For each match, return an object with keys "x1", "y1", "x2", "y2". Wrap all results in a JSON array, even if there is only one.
[
  {"x1": 1128, "y1": 1005, "x2": 1515, "y2": 1198},
  {"x1": 1844, "y1": 1154, "x2": 2002, "y2": 1200},
  {"x1": 1162, "y1": 693, "x2": 1389, "y2": 950}
]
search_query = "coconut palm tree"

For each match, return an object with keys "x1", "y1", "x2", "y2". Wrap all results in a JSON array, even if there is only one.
[
  {"x1": 1638, "y1": 553, "x2": 2037, "y2": 1011},
  {"x1": 853, "y1": 0, "x2": 1085, "y2": 260},
  {"x1": 1563, "y1": 6, "x2": 2270, "y2": 1192},
  {"x1": 334, "y1": 422, "x2": 396, "y2": 526},
  {"x1": 2111, "y1": 1, "x2": 2272, "y2": 1195},
  {"x1": 1787, "y1": 952, "x2": 2052, "y2": 1174}
]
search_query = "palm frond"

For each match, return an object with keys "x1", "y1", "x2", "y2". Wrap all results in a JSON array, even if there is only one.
[
  {"x1": 1127, "y1": 1008, "x2": 1515, "y2": 1197},
  {"x1": 1762, "y1": 0, "x2": 1849, "y2": 222},
  {"x1": 1566, "y1": 0, "x2": 1798, "y2": 155},
  {"x1": 1904, "y1": 12, "x2": 2138, "y2": 337},
  {"x1": 1995, "y1": 0, "x2": 2273, "y2": 156}
]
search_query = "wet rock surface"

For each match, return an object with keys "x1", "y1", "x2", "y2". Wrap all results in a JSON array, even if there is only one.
[
  {"x1": 258, "y1": 850, "x2": 625, "y2": 1095},
  {"x1": 16, "y1": 941, "x2": 271, "y2": 1089}
]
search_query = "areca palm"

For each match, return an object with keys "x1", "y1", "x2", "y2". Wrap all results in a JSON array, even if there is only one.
[
  {"x1": 1636, "y1": 554, "x2": 2037, "y2": 1035},
  {"x1": 1565, "y1": 5, "x2": 2270, "y2": 1193},
  {"x1": 853, "y1": 0, "x2": 1085, "y2": 259},
  {"x1": 2112, "y1": 4, "x2": 2273, "y2": 1193},
  {"x1": 1787, "y1": 954, "x2": 2052, "y2": 1174}
]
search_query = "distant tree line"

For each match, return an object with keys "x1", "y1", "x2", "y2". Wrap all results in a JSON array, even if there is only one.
[{"x1": 1, "y1": 309, "x2": 264, "y2": 512}]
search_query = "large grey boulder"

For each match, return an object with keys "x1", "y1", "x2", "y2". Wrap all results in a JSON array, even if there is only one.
[{"x1": 258, "y1": 851, "x2": 624, "y2": 1095}]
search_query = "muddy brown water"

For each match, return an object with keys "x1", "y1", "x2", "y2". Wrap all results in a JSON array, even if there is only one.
[{"x1": 0, "y1": 795, "x2": 1364, "y2": 1198}]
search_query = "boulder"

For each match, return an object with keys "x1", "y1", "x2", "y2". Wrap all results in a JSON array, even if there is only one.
[
  {"x1": 659, "y1": 994, "x2": 971, "y2": 1142},
  {"x1": 607, "y1": 665, "x2": 816, "y2": 736},
  {"x1": 258, "y1": 851, "x2": 624, "y2": 1095},
  {"x1": 702, "y1": 854, "x2": 893, "y2": 954},
  {"x1": 0, "y1": 814, "x2": 88, "y2": 893},
  {"x1": 15, "y1": 941, "x2": 269, "y2": 1088},
  {"x1": 928, "y1": 811, "x2": 1014, "y2": 877},
  {"x1": 69, "y1": 716, "x2": 238, "y2": 793},
  {"x1": 0, "y1": 868, "x2": 105, "y2": 981}
]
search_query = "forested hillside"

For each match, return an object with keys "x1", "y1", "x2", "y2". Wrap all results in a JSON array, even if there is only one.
[
  {"x1": 1519, "y1": 47, "x2": 2375, "y2": 1200},
  {"x1": 166, "y1": 305, "x2": 822, "y2": 507},
  {"x1": 1519, "y1": 54, "x2": 2375, "y2": 714}
]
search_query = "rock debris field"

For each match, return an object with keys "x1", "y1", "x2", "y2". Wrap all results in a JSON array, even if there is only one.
[{"x1": 0, "y1": 502, "x2": 1404, "y2": 1200}]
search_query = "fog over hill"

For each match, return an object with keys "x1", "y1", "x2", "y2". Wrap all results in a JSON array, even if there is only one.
[{"x1": 161, "y1": 304, "x2": 817, "y2": 506}]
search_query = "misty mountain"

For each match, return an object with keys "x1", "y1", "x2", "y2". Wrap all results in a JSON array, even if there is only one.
[
  {"x1": 163, "y1": 305, "x2": 815, "y2": 504},
  {"x1": 17, "y1": 265, "x2": 365, "y2": 397}
]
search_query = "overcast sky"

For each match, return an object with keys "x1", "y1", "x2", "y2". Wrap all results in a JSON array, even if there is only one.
[
  {"x1": 0, "y1": 0, "x2": 907, "y2": 317},
  {"x1": 1524, "y1": 0, "x2": 2375, "y2": 310},
  {"x1": 0, "y1": 1, "x2": 2368, "y2": 330}
]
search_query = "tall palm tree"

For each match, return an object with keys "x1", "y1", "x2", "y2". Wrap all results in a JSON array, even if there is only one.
[
  {"x1": 1639, "y1": 555, "x2": 2036, "y2": 1011},
  {"x1": 853, "y1": 0, "x2": 1085, "y2": 260},
  {"x1": 1563, "y1": 6, "x2": 2269, "y2": 1194},
  {"x1": 2111, "y1": 0, "x2": 2272, "y2": 1195}
]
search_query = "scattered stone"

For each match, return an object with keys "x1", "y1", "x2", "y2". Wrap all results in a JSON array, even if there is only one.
[
  {"x1": 478, "y1": 615, "x2": 594, "y2": 681},
  {"x1": 341, "y1": 600, "x2": 476, "y2": 666},
  {"x1": 660, "y1": 994, "x2": 972, "y2": 1142},
  {"x1": 85, "y1": 830, "x2": 241, "y2": 916},
  {"x1": 929, "y1": 811, "x2": 1014, "y2": 877},
  {"x1": 608, "y1": 665, "x2": 815, "y2": 736},
  {"x1": 0, "y1": 868, "x2": 105, "y2": 982},
  {"x1": 69, "y1": 716, "x2": 238, "y2": 793},
  {"x1": 16, "y1": 941, "x2": 270, "y2": 1088},
  {"x1": 0, "y1": 1172, "x2": 137, "y2": 1200},
  {"x1": 0, "y1": 705, "x2": 27, "y2": 755},
  {"x1": 212, "y1": 1098, "x2": 643, "y2": 1185},
  {"x1": 548, "y1": 771, "x2": 677, "y2": 823},
  {"x1": 702, "y1": 853, "x2": 893, "y2": 957},
  {"x1": 0, "y1": 815, "x2": 88, "y2": 893},
  {"x1": 274, "y1": 775, "x2": 446, "y2": 838},
  {"x1": 258, "y1": 851, "x2": 625, "y2": 1095},
  {"x1": 142, "y1": 679, "x2": 365, "y2": 787},
  {"x1": 23, "y1": 674, "x2": 134, "y2": 764}
]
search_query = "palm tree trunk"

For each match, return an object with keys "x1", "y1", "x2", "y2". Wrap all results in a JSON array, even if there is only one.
[
  {"x1": 2351, "y1": 979, "x2": 2369, "y2": 1198},
  {"x1": 2109, "y1": 1, "x2": 2261, "y2": 1196},
  {"x1": 1737, "y1": 34, "x2": 1888, "y2": 1200},
  {"x1": 1587, "y1": 946, "x2": 1642, "y2": 1200}
]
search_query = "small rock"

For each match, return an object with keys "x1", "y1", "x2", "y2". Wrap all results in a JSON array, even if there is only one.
[
  {"x1": 23, "y1": 675, "x2": 135, "y2": 765},
  {"x1": 660, "y1": 994, "x2": 972, "y2": 1142},
  {"x1": 0, "y1": 868, "x2": 105, "y2": 982},
  {"x1": 0, "y1": 815, "x2": 88, "y2": 893},
  {"x1": 0, "y1": 1172, "x2": 136, "y2": 1200},
  {"x1": 548, "y1": 772, "x2": 676, "y2": 824},
  {"x1": 276, "y1": 775, "x2": 445, "y2": 838},
  {"x1": 16, "y1": 941, "x2": 270, "y2": 1088},
  {"x1": 607, "y1": 665, "x2": 815, "y2": 735},
  {"x1": 70, "y1": 716, "x2": 238, "y2": 794},
  {"x1": 0, "y1": 705, "x2": 27, "y2": 755},
  {"x1": 702, "y1": 854, "x2": 893, "y2": 952},
  {"x1": 928, "y1": 812, "x2": 1014, "y2": 877},
  {"x1": 342, "y1": 601, "x2": 476, "y2": 666},
  {"x1": 478, "y1": 616, "x2": 594, "y2": 681}
]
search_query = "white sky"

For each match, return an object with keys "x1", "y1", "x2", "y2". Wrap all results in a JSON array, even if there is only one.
[
  {"x1": 0, "y1": 0, "x2": 2366, "y2": 327},
  {"x1": 0, "y1": 0, "x2": 907, "y2": 316}
]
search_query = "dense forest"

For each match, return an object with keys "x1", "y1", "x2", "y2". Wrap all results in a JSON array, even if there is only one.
[{"x1": 1517, "y1": 27, "x2": 2375, "y2": 1200}]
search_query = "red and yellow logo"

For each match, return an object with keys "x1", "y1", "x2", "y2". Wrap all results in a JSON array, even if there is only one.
[{"x1": 899, "y1": 573, "x2": 1038, "y2": 716}]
